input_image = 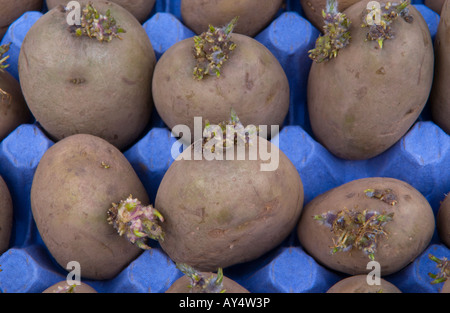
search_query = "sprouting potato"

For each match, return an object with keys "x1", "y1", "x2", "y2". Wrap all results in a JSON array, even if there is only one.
[
  {"x1": 31, "y1": 134, "x2": 149, "y2": 280},
  {"x1": 326, "y1": 275, "x2": 402, "y2": 293},
  {"x1": 19, "y1": 1, "x2": 156, "y2": 150},
  {"x1": 297, "y1": 177, "x2": 435, "y2": 276},
  {"x1": 307, "y1": 0, "x2": 434, "y2": 159}
]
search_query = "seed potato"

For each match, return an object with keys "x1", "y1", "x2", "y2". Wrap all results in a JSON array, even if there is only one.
[
  {"x1": 0, "y1": 175, "x2": 13, "y2": 255},
  {"x1": 155, "y1": 137, "x2": 304, "y2": 272},
  {"x1": 166, "y1": 272, "x2": 249, "y2": 293},
  {"x1": 30, "y1": 134, "x2": 148, "y2": 280},
  {"x1": 297, "y1": 177, "x2": 435, "y2": 276},
  {"x1": 326, "y1": 274, "x2": 402, "y2": 293},
  {"x1": 46, "y1": 0, "x2": 156, "y2": 23},
  {"x1": 152, "y1": 32, "x2": 289, "y2": 144},
  {"x1": 424, "y1": 0, "x2": 445, "y2": 14},
  {"x1": 0, "y1": 0, "x2": 43, "y2": 40},
  {"x1": 429, "y1": 0, "x2": 450, "y2": 135},
  {"x1": 437, "y1": 194, "x2": 450, "y2": 249},
  {"x1": 0, "y1": 67, "x2": 31, "y2": 142},
  {"x1": 180, "y1": 0, "x2": 283, "y2": 37},
  {"x1": 42, "y1": 280, "x2": 97, "y2": 293},
  {"x1": 307, "y1": 0, "x2": 434, "y2": 159},
  {"x1": 300, "y1": 0, "x2": 359, "y2": 31},
  {"x1": 19, "y1": 0, "x2": 156, "y2": 150}
]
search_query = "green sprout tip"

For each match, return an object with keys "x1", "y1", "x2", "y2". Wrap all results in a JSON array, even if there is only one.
[{"x1": 193, "y1": 17, "x2": 239, "y2": 80}]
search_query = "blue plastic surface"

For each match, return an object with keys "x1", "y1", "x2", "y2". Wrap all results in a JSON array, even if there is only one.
[{"x1": 0, "y1": 0, "x2": 449, "y2": 294}]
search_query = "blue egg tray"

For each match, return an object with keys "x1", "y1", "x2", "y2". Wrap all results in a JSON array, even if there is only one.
[{"x1": 0, "y1": 0, "x2": 449, "y2": 293}]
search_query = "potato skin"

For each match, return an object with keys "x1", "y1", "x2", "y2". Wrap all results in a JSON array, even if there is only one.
[
  {"x1": 0, "y1": 70, "x2": 31, "y2": 142},
  {"x1": 0, "y1": 175, "x2": 13, "y2": 255},
  {"x1": 152, "y1": 34, "x2": 289, "y2": 143},
  {"x1": 19, "y1": 1, "x2": 156, "y2": 150},
  {"x1": 307, "y1": 0, "x2": 434, "y2": 160},
  {"x1": 166, "y1": 272, "x2": 249, "y2": 293},
  {"x1": 326, "y1": 275, "x2": 401, "y2": 293},
  {"x1": 425, "y1": 0, "x2": 445, "y2": 14},
  {"x1": 42, "y1": 281, "x2": 97, "y2": 293},
  {"x1": 46, "y1": 0, "x2": 156, "y2": 23},
  {"x1": 429, "y1": 0, "x2": 450, "y2": 135},
  {"x1": 180, "y1": 0, "x2": 283, "y2": 37},
  {"x1": 31, "y1": 134, "x2": 148, "y2": 280},
  {"x1": 297, "y1": 177, "x2": 435, "y2": 276},
  {"x1": 300, "y1": 0, "x2": 359, "y2": 31},
  {"x1": 0, "y1": 0, "x2": 43, "y2": 39},
  {"x1": 442, "y1": 280, "x2": 450, "y2": 293},
  {"x1": 437, "y1": 194, "x2": 450, "y2": 249},
  {"x1": 155, "y1": 138, "x2": 304, "y2": 272}
]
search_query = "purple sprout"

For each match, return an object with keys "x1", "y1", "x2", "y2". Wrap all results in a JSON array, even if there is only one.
[{"x1": 107, "y1": 195, "x2": 164, "y2": 250}]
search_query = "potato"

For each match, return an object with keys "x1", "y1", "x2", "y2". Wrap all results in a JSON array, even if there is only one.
[
  {"x1": 31, "y1": 134, "x2": 149, "y2": 280},
  {"x1": 429, "y1": 0, "x2": 450, "y2": 135},
  {"x1": 166, "y1": 265, "x2": 249, "y2": 293},
  {"x1": 152, "y1": 28, "x2": 289, "y2": 144},
  {"x1": 307, "y1": 0, "x2": 434, "y2": 159},
  {"x1": 42, "y1": 281, "x2": 97, "y2": 293},
  {"x1": 46, "y1": 0, "x2": 156, "y2": 23},
  {"x1": 155, "y1": 136, "x2": 304, "y2": 272},
  {"x1": 437, "y1": 194, "x2": 450, "y2": 249},
  {"x1": 0, "y1": 0, "x2": 43, "y2": 40},
  {"x1": 180, "y1": 0, "x2": 283, "y2": 37},
  {"x1": 425, "y1": 0, "x2": 445, "y2": 14},
  {"x1": 166, "y1": 274, "x2": 249, "y2": 293},
  {"x1": 297, "y1": 177, "x2": 435, "y2": 276},
  {"x1": 0, "y1": 175, "x2": 13, "y2": 255},
  {"x1": 300, "y1": 0, "x2": 360, "y2": 31},
  {"x1": 442, "y1": 280, "x2": 450, "y2": 293},
  {"x1": 326, "y1": 275, "x2": 401, "y2": 293},
  {"x1": 19, "y1": 1, "x2": 156, "y2": 150},
  {"x1": 0, "y1": 61, "x2": 32, "y2": 142}
]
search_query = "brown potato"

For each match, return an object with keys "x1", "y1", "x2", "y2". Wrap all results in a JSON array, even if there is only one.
[
  {"x1": 0, "y1": 0, "x2": 43, "y2": 40},
  {"x1": 326, "y1": 274, "x2": 401, "y2": 293},
  {"x1": 297, "y1": 177, "x2": 435, "y2": 276},
  {"x1": 429, "y1": 0, "x2": 450, "y2": 135},
  {"x1": 300, "y1": 0, "x2": 360, "y2": 31},
  {"x1": 425, "y1": 0, "x2": 445, "y2": 14},
  {"x1": 442, "y1": 280, "x2": 450, "y2": 293},
  {"x1": 46, "y1": 0, "x2": 155, "y2": 23},
  {"x1": 31, "y1": 134, "x2": 148, "y2": 280},
  {"x1": 19, "y1": 1, "x2": 156, "y2": 150},
  {"x1": 180, "y1": 0, "x2": 283, "y2": 37},
  {"x1": 437, "y1": 194, "x2": 450, "y2": 249},
  {"x1": 166, "y1": 272, "x2": 249, "y2": 293},
  {"x1": 307, "y1": 0, "x2": 434, "y2": 160},
  {"x1": 155, "y1": 137, "x2": 304, "y2": 272},
  {"x1": 0, "y1": 68, "x2": 31, "y2": 142},
  {"x1": 0, "y1": 175, "x2": 13, "y2": 255},
  {"x1": 152, "y1": 33, "x2": 289, "y2": 144},
  {"x1": 42, "y1": 281, "x2": 97, "y2": 293}
]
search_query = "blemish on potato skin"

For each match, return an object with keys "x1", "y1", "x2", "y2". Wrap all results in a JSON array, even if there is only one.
[
  {"x1": 69, "y1": 78, "x2": 86, "y2": 85},
  {"x1": 208, "y1": 228, "x2": 226, "y2": 238},
  {"x1": 245, "y1": 72, "x2": 254, "y2": 90},
  {"x1": 121, "y1": 76, "x2": 136, "y2": 86},
  {"x1": 346, "y1": 192, "x2": 355, "y2": 198},
  {"x1": 376, "y1": 67, "x2": 386, "y2": 75},
  {"x1": 358, "y1": 86, "x2": 368, "y2": 99}
]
